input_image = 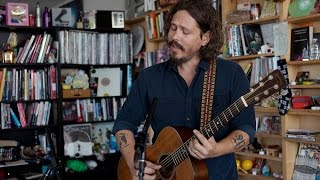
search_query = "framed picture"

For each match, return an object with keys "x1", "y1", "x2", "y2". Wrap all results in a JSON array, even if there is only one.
[
  {"x1": 53, "y1": 0, "x2": 83, "y2": 28},
  {"x1": 6, "y1": 3, "x2": 29, "y2": 26}
]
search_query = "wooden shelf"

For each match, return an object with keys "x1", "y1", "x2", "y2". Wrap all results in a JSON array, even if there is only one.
[
  {"x1": 238, "y1": 172, "x2": 279, "y2": 180},
  {"x1": 149, "y1": 37, "x2": 166, "y2": 42},
  {"x1": 285, "y1": 137, "x2": 320, "y2": 145},
  {"x1": 125, "y1": 16, "x2": 145, "y2": 25},
  {"x1": 254, "y1": 106, "x2": 279, "y2": 113},
  {"x1": 287, "y1": 60, "x2": 320, "y2": 65},
  {"x1": 255, "y1": 132, "x2": 282, "y2": 139},
  {"x1": 289, "y1": 84, "x2": 320, "y2": 89},
  {"x1": 287, "y1": 13, "x2": 320, "y2": 24},
  {"x1": 225, "y1": 53, "x2": 275, "y2": 61},
  {"x1": 227, "y1": 16, "x2": 280, "y2": 26},
  {"x1": 287, "y1": 109, "x2": 320, "y2": 116},
  {"x1": 235, "y1": 152, "x2": 282, "y2": 162}
]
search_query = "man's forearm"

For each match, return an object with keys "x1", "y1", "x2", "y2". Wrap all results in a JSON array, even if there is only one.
[
  {"x1": 115, "y1": 130, "x2": 136, "y2": 169},
  {"x1": 215, "y1": 130, "x2": 250, "y2": 156}
]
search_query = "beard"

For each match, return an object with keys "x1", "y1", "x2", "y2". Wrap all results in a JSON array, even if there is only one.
[{"x1": 170, "y1": 55, "x2": 188, "y2": 65}]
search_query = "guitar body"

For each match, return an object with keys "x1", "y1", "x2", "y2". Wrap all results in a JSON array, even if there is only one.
[{"x1": 118, "y1": 126, "x2": 208, "y2": 180}]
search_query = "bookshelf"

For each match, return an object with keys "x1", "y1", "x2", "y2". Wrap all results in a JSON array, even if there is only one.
[
  {"x1": 222, "y1": 0, "x2": 320, "y2": 179},
  {"x1": 0, "y1": 26, "x2": 58, "y2": 177},
  {"x1": 0, "y1": 25, "x2": 133, "y2": 178},
  {"x1": 56, "y1": 28, "x2": 133, "y2": 178},
  {"x1": 221, "y1": 0, "x2": 286, "y2": 179},
  {"x1": 125, "y1": 4, "x2": 170, "y2": 71},
  {"x1": 284, "y1": 0, "x2": 320, "y2": 177}
]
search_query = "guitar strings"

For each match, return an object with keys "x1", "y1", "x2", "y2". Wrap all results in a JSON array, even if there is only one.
[{"x1": 156, "y1": 83, "x2": 278, "y2": 174}]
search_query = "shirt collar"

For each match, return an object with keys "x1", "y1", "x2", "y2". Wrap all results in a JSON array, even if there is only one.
[{"x1": 168, "y1": 59, "x2": 210, "y2": 72}]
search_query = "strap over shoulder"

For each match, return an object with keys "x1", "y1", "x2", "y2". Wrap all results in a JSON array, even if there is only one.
[{"x1": 200, "y1": 59, "x2": 217, "y2": 130}]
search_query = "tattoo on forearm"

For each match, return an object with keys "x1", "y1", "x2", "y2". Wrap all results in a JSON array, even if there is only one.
[
  {"x1": 117, "y1": 133, "x2": 129, "y2": 149},
  {"x1": 231, "y1": 134, "x2": 245, "y2": 150}
]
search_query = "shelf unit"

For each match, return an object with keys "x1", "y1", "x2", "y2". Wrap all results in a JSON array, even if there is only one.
[
  {"x1": 55, "y1": 28, "x2": 133, "y2": 178},
  {"x1": 125, "y1": 6, "x2": 170, "y2": 53},
  {"x1": 221, "y1": 0, "x2": 287, "y2": 179},
  {"x1": 0, "y1": 26, "x2": 58, "y2": 177},
  {"x1": 283, "y1": 3, "x2": 320, "y2": 177},
  {"x1": 0, "y1": 24, "x2": 133, "y2": 178},
  {"x1": 222, "y1": 0, "x2": 320, "y2": 179}
]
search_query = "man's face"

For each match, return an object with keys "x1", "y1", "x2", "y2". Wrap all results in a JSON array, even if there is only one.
[{"x1": 167, "y1": 10, "x2": 208, "y2": 64}]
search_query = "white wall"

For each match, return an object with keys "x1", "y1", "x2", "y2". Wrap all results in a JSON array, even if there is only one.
[{"x1": 82, "y1": 0, "x2": 126, "y2": 11}]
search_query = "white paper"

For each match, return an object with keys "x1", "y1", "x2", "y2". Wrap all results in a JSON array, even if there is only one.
[{"x1": 273, "y1": 22, "x2": 288, "y2": 56}]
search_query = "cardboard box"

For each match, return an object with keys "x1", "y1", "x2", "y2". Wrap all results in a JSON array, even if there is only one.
[{"x1": 63, "y1": 89, "x2": 90, "y2": 99}]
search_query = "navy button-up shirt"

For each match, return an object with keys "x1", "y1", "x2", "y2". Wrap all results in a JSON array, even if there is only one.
[{"x1": 113, "y1": 58, "x2": 256, "y2": 180}]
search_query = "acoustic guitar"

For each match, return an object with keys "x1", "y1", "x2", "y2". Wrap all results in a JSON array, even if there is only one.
[{"x1": 118, "y1": 69, "x2": 287, "y2": 180}]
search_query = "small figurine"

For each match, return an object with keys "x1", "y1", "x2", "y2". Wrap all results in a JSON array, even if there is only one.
[{"x1": 98, "y1": 128, "x2": 103, "y2": 144}]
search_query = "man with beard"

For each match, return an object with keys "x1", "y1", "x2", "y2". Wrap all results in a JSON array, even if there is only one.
[{"x1": 112, "y1": 0, "x2": 256, "y2": 179}]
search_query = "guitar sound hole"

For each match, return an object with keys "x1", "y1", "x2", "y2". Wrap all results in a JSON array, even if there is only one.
[{"x1": 158, "y1": 155, "x2": 174, "y2": 179}]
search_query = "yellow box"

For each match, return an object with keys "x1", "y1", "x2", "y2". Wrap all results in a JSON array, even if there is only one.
[{"x1": 63, "y1": 89, "x2": 90, "y2": 99}]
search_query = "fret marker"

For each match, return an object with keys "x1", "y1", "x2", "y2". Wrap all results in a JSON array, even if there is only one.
[{"x1": 241, "y1": 96, "x2": 248, "y2": 107}]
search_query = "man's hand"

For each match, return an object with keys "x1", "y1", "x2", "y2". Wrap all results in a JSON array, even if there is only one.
[
  {"x1": 188, "y1": 129, "x2": 221, "y2": 159},
  {"x1": 131, "y1": 160, "x2": 161, "y2": 180}
]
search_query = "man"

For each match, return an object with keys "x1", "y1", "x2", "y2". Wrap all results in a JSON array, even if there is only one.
[{"x1": 112, "y1": 0, "x2": 256, "y2": 179}]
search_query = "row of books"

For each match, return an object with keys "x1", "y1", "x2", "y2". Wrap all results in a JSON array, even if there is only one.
[
  {"x1": 58, "y1": 30, "x2": 133, "y2": 65},
  {"x1": 224, "y1": 24, "x2": 264, "y2": 57},
  {"x1": 15, "y1": 32, "x2": 55, "y2": 64},
  {"x1": 0, "y1": 66, "x2": 57, "y2": 102},
  {"x1": 242, "y1": 56, "x2": 279, "y2": 87},
  {"x1": 62, "y1": 97, "x2": 126, "y2": 123},
  {"x1": 290, "y1": 25, "x2": 320, "y2": 61},
  {"x1": 1, "y1": 101, "x2": 51, "y2": 129},
  {"x1": 146, "y1": 11, "x2": 166, "y2": 40}
]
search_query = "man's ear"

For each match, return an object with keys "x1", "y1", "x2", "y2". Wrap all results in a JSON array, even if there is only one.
[{"x1": 201, "y1": 31, "x2": 210, "y2": 46}]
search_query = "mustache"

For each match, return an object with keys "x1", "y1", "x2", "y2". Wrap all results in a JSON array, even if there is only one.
[{"x1": 168, "y1": 40, "x2": 185, "y2": 51}]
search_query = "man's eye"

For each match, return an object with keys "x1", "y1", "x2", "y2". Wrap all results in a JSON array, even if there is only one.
[{"x1": 170, "y1": 25, "x2": 177, "y2": 30}]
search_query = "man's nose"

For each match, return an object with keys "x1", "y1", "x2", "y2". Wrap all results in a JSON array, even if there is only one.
[{"x1": 172, "y1": 29, "x2": 182, "y2": 40}]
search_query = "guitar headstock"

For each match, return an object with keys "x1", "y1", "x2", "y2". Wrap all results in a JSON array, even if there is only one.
[{"x1": 245, "y1": 69, "x2": 287, "y2": 106}]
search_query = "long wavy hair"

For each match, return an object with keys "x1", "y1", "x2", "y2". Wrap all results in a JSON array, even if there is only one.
[{"x1": 163, "y1": 0, "x2": 223, "y2": 60}]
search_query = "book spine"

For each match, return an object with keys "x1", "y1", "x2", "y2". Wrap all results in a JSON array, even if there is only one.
[{"x1": 10, "y1": 108, "x2": 21, "y2": 128}]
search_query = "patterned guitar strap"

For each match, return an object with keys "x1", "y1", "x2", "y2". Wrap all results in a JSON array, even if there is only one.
[{"x1": 200, "y1": 59, "x2": 216, "y2": 130}]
